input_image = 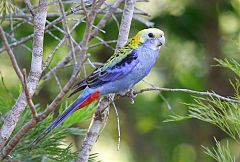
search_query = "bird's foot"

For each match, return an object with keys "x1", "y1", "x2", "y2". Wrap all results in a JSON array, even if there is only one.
[
  {"x1": 117, "y1": 89, "x2": 137, "y2": 104},
  {"x1": 125, "y1": 89, "x2": 137, "y2": 104}
]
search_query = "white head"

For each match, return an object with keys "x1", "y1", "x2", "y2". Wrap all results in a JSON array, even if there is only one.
[{"x1": 132, "y1": 28, "x2": 165, "y2": 50}]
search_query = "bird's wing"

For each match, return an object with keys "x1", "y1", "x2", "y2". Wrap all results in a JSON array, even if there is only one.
[
  {"x1": 69, "y1": 47, "x2": 139, "y2": 97},
  {"x1": 86, "y1": 49, "x2": 139, "y2": 88}
]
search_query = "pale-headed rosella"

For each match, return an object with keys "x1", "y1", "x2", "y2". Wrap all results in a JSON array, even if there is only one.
[{"x1": 32, "y1": 28, "x2": 165, "y2": 144}]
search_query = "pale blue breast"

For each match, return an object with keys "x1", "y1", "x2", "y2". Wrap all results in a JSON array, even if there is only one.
[{"x1": 98, "y1": 44, "x2": 160, "y2": 95}]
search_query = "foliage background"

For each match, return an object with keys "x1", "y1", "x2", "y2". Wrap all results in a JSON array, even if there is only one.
[{"x1": 0, "y1": 0, "x2": 240, "y2": 161}]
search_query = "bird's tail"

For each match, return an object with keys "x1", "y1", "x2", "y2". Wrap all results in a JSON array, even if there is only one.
[{"x1": 31, "y1": 91, "x2": 100, "y2": 146}]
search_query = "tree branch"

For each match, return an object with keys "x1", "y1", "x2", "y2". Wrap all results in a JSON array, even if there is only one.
[
  {"x1": 22, "y1": 69, "x2": 38, "y2": 119},
  {"x1": 0, "y1": 0, "x2": 48, "y2": 154},
  {"x1": 24, "y1": 0, "x2": 35, "y2": 16},
  {"x1": 89, "y1": 0, "x2": 124, "y2": 39},
  {"x1": 77, "y1": 97, "x2": 110, "y2": 162},
  {"x1": 116, "y1": 0, "x2": 136, "y2": 49},
  {"x1": 41, "y1": 0, "x2": 123, "y2": 83},
  {"x1": 0, "y1": 0, "x2": 105, "y2": 159},
  {"x1": 133, "y1": 87, "x2": 240, "y2": 104},
  {"x1": 57, "y1": 0, "x2": 77, "y2": 65},
  {"x1": 77, "y1": 0, "x2": 136, "y2": 161},
  {"x1": 0, "y1": 26, "x2": 24, "y2": 85}
]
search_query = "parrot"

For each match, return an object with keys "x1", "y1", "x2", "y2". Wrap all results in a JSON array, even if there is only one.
[{"x1": 32, "y1": 28, "x2": 165, "y2": 145}]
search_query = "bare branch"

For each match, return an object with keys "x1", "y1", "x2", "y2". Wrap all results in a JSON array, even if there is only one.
[
  {"x1": 90, "y1": 0, "x2": 124, "y2": 39},
  {"x1": 133, "y1": 15, "x2": 154, "y2": 27},
  {"x1": 41, "y1": 0, "x2": 121, "y2": 83},
  {"x1": 81, "y1": 0, "x2": 90, "y2": 22},
  {"x1": 134, "y1": 87, "x2": 240, "y2": 104},
  {"x1": 0, "y1": 0, "x2": 126, "y2": 54},
  {"x1": 0, "y1": 0, "x2": 105, "y2": 159},
  {"x1": 42, "y1": 18, "x2": 82, "y2": 70},
  {"x1": 116, "y1": 0, "x2": 136, "y2": 49},
  {"x1": 78, "y1": 0, "x2": 136, "y2": 161},
  {"x1": 0, "y1": 119, "x2": 37, "y2": 160},
  {"x1": 24, "y1": 0, "x2": 35, "y2": 16},
  {"x1": 0, "y1": 9, "x2": 148, "y2": 20},
  {"x1": 4, "y1": 31, "x2": 32, "y2": 52},
  {"x1": 22, "y1": 69, "x2": 38, "y2": 118},
  {"x1": 0, "y1": 34, "x2": 34, "y2": 53},
  {"x1": 77, "y1": 97, "x2": 110, "y2": 162},
  {"x1": 111, "y1": 96, "x2": 121, "y2": 151},
  {"x1": 88, "y1": 40, "x2": 117, "y2": 48},
  {"x1": 0, "y1": 26, "x2": 24, "y2": 84},
  {"x1": 0, "y1": 0, "x2": 48, "y2": 155},
  {"x1": 52, "y1": 69, "x2": 63, "y2": 92},
  {"x1": 0, "y1": 63, "x2": 79, "y2": 161},
  {"x1": 57, "y1": 0, "x2": 77, "y2": 65}
]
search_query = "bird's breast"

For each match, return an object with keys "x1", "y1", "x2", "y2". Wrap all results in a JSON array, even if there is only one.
[
  {"x1": 136, "y1": 47, "x2": 160, "y2": 74},
  {"x1": 98, "y1": 47, "x2": 160, "y2": 95}
]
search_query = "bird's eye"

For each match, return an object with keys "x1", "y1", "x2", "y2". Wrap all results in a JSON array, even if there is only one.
[{"x1": 148, "y1": 33, "x2": 154, "y2": 38}]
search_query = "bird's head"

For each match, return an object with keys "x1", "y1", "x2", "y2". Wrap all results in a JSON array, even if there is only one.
[{"x1": 131, "y1": 28, "x2": 165, "y2": 50}]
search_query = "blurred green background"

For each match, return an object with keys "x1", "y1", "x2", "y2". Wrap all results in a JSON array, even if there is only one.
[{"x1": 0, "y1": 0, "x2": 240, "y2": 161}]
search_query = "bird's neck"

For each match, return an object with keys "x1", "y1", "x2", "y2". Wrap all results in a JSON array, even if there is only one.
[{"x1": 128, "y1": 36, "x2": 143, "y2": 48}]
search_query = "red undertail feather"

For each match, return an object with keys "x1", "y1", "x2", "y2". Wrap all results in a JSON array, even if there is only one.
[{"x1": 78, "y1": 91, "x2": 100, "y2": 109}]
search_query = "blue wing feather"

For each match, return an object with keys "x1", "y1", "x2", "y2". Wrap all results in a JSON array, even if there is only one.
[
  {"x1": 87, "y1": 50, "x2": 139, "y2": 88},
  {"x1": 69, "y1": 50, "x2": 139, "y2": 96}
]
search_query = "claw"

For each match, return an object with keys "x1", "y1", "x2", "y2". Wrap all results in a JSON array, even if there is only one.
[
  {"x1": 127, "y1": 89, "x2": 137, "y2": 104},
  {"x1": 128, "y1": 89, "x2": 137, "y2": 98}
]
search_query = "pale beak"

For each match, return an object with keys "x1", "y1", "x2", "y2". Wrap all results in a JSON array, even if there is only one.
[{"x1": 157, "y1": 35, "x2": 165, "y2": 47}]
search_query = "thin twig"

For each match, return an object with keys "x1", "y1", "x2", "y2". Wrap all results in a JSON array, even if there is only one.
[
  {"x1": 0, "y1": 34, "x2": 34, "y2": 53},
  {"x1": 53, "y1": 71, "x2": 63, "y2": 92},
  {"x1": 134, "y1": 88, "x2": 240, "y2": 104},
  {"x1": 43, "y1": 18, "x2": 83, "y2": 70},
  {"x1": 57, "y1": 0, "x2": 77, "y2": 65},
  {"x1": 87, "y1": 58, "x2": 96, "y2": 68},
  {"x1": 133, "y1": 15, "x2": 154, "y2": 27},
  {"x1": 22, "y1": 69, "x2": 37, "y2": 118},
  {"x1": 90, "y1": 0, "x2": 124, "y2": 39},
  {"x1": 41, "y1": 0, "x2": 123, "y2": 82},
  {"x1": 4, "y1": 32, "x2": 32, "y2": 52},
  {"x1": 0, "y1": 26, "x2": 24, "y2": 84},
  {"x1": 95, "y1": 36, "x2": 115, "y2": 50},
  {"x1": 111, "y1": 96, "x2": 121, "y2": 151},
  {"x1": 88, "y1": 40, "x2": 117, "y2": 48},
  {"x1": 81, "y1": 0, "x2": 90, "y2": 22},
  {"x1": 0, "y1": 9, "x2": 148, "y2": 20},
  {"x1": 24, "y1": 0, "x2": 35, "y2": 16}
]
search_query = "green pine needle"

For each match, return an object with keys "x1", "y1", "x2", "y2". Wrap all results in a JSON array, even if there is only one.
[
  {"x1": 7, "y1": 100, "x2": 98, "y2": 161},
  {"x1": 202, "y1": 138, "x2": 235, "y2": 162},
  {"x1": 188, "y1": 97, "x2": 240, "y2": 142},
  {"x1": 215, "y1": 58, "x2": 240, "y2": 77}
]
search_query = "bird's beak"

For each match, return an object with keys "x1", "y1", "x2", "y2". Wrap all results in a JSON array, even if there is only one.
[{"x1": 157, "y1": 36, "x2": 165, "y2": 47}]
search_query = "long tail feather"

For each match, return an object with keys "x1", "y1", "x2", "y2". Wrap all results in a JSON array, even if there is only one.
[{"x1": 31, "y1": 91, "x2": 100, "y2": 146}]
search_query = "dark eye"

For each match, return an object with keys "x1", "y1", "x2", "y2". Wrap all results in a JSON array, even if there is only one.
[{"x1": 148, "y1": 33, "x2": 154, "y2": 38}]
